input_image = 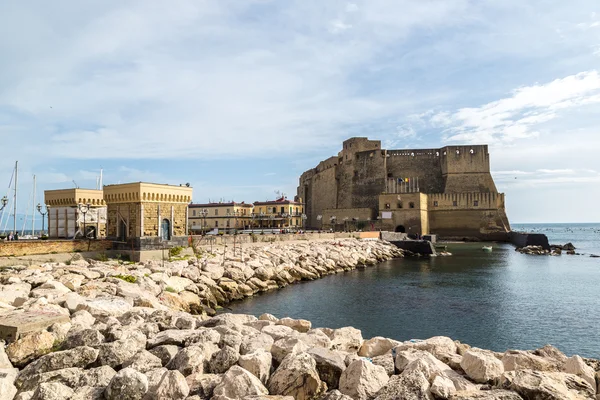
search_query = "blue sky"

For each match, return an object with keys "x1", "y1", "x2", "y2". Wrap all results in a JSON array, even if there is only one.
[{"x1": 1, "y1": 0, "x2": 599, "y2": 227}]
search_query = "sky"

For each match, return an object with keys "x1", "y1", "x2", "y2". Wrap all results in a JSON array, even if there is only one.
[{"x1": 0, "y1": 0, "x2": 599, "y2": 228}]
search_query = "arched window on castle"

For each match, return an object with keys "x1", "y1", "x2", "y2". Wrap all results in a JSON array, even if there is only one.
[{"x1": 409, "y1": 202, "x2": 415, "y2": 209}]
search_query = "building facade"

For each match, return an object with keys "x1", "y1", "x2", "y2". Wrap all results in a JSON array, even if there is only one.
[
  {"x1": 188, "y1": 197, "x2": 306, "y2": 233},
  {"x1": 297, "y1": 137, "x2": 510, "y2": 240},
  {"x1": 188, "y1": 202, "x2": 254, "y2": 233},
  {"x1": 103, "y1": 182, "x2": 192, "y2": 249},
  {"x1": 44, "y1": 188, "x2": 107, "y2": 239}
]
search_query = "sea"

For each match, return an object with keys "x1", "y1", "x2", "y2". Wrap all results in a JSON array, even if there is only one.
[{"x1": 226, "y1": 223, "x2": 600, "y2": 358}]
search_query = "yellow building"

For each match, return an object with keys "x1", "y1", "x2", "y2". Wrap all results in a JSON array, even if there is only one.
[
  {"x1": 44, "y1": 188, "x2": 107, "y2": 238},
  {"x1": 188, "y1": 202, "x2": 254, "y2": 233},
  {"x1": 103, "y1": 182, "x2": 192, "y2": 249},
  {"x1": 252, "y1": 197, "x2": 305, "y2": 230}
]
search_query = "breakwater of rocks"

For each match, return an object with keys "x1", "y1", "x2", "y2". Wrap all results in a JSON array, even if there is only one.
[{"x1": 0, "y1": 238, "x2": 599, "y2": 399}]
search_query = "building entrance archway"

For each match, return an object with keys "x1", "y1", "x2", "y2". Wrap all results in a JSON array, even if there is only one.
[
  {"x1": 395, "y1": 225, "x2": 406, "y2": 233},
  {"x1": 161, "y1": 219, "x2": 171, "y2": 240}
]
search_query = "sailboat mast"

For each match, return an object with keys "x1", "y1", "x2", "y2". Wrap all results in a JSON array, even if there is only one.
[
  {"x1": 32, "y1": 175, "x2": 36, "y2": 236},
  {"x1": 13, "y1": 161, "x2": 17, "y2": 233}
]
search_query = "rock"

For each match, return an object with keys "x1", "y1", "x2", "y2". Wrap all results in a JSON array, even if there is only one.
[
  {"x1": 212, "y1": 365, "x2": 268, "y2": 399},
  {"x1": 30, "y1": 382, "x2": 74, "y2": 400},
  {"x1": 0, "y1": 367, "x2": 18, "y2": 400},
  {"x1": 6, "y1": 331, "x2": 56, "y2": 367},
  {"x1": 259, "y1": 313, "x2": 278, "y2": 322},
  {"x1": 143, "y1": 368, "x2": 167, "y2": 394},
  {"x1": 461, "y1": 350, "x2": 504, "y2": 383},
  {"x1": 276, "y1": 317, "x2": 311, "y2": 333},
  {"x1": 69, "y1": 386, "x2": 104, "y2": 400},
  {"x1": 307, "y1": 347, "x2": 346, "y2": 390},
  {"x1": 18, "y1": 368, "x2": 83, "y2": 393},
  {"x1": 502, "y1": 350, "x2": 556, "y2": 372},
  {"x1": 372, "y1": 354, "x2": 395, "y2": 376},
  {"x1": 238, "y1": 349, "x2": 272, "y2": 385},
  {"x1": 185, "y1": 373, "x2": 221, "y2": 399},
  {"x1": 271, "y1": 337, "x2": 309, "y2": 364},
  {"x1": 320, "y1": 390, "x2": 354, "y2": 400},
  {"x1": 70, "y1": 310, "x2": 96, "y2": 330},
  {"x1": 75, "y1": 297, "x2": 133, "y2": 318},
  {"x1": 431, "y1": 374, "x2": 456, "y2": 399},
  {"x1": 449, "y1": 389, "x2": 524, "y2": 399},
  {"x1": 104, "y1": 368, "x2": 149, "y2": 400},
  {"x1": 339, "y1": 359, "x2": 389, "y2": 400},
  {"x1": 166, "y1": 346, "x2": 206, "y2": 376},
  {"x1": 63, "y1": 329, "x2": 105, "y2": 349},
  {"x1": 240, "y1": 333, "x2": 275, "y2": 355},
  {"x1": 532, "y1": 345, "x2": 568, "y2": 367},
  {"x1": 17, "y1": 347, "x2": 99, "y2": 384},
  {"x1": 268, "y1": 352, "x2": 325, "y2": 399},
  {"x1": 359, "y1": 337, "x2": 395, "y2": 358},
  {"x1": 202, "y1": 264, "x2": 224, "y2": 280},
  {"x1": 563, "y1": 355, "x2": 596, "y2": 390},
  {"x1": 500, "y1": 369, "x2": 595, "y2": 399},
  {"x1": 78, "y1": 365, "x2": 117, "y2": 387},
  {"x1": 149, "y1": 345, "x2": 181, "y2": 367},
  {"x1": 48, "y1": 322, "x2": 71, "y2": 344},
  {"x1": 262, "y1": 325, "x2": 297, "y2": 342},
  {"x1": 122, "y1": 350, "x2": 163, "y2": 373},
  {"x1": 374, "y1": 370, "x2": 432, "y2": 400},
  {"x1": 150, "y1": 370, "x2": 190, "y2": 399},
  {"x1": 330, "y1": 327, "x2": 363, "y2": 353},
  {"x1": 299, "y1": 330, "x2": 331, "y2": 349},
  {"x1": 208, "y1": 346, "x2": 240, "y2": 374},
  {"x1": 95, "y1": 331, "x2": 146, "y2": 368},
  {"x1": 0, "y1": 346, "x2": 13, "y2": 369}
]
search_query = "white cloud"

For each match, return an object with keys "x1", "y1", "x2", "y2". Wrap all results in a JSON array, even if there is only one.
[{"x1": 418, "y1": 71, "x2": 600, "y2": 144}]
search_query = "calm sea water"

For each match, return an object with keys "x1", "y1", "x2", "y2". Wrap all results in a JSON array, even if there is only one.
[{"x1": 226, "y1": 223, "x2": 600, "y2": 358}]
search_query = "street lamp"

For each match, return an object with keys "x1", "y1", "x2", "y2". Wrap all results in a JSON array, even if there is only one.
[
  {"x1": 78, "y1": 203, "x2": 91, "y2": 239},
  {"x1": 301, "y1": 213, "x2": 307, "y2": 232},
  {"x1": 330, "y1": 216, "x2": 337, "y2": 231},
  {"x1": 0, "y1": 196, "x2": 8, "y2": 212},
  {"x1": 36, "y1": 203, "x2": 48, "y2": 236},
  {"x1": 199, "y1": 208, "x2": 208, "y2": 235}
]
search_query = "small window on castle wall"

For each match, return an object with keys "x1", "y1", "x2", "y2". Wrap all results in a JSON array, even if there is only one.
[
  {"x1": 354, "y1": 171, "x2": 358, "y2": 178},
  {"x1": 433, "y1": 201, "x2": 438, "y2": 207},
  {"x1": 387, "y1": 173, "x2": 393, "y2": 178},
  {"x1": 453, "y1": 201, "x2": 458, "y2": 207},
  {"x1": 409, "y1": 202, "x2": 415, "y2": 209},
  {"x1": 398, "y1": 202, "x2": 403, "y2": 209},
  {"x1": 385, "y1": 203, "x2": 391, "y2": 209},
  {"x1": 474, "y1": 200, "x2": 479, "y2": 206}
]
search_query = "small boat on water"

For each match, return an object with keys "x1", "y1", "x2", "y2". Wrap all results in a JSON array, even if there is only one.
[{"x1": 482, "y1": 246, "x2": 493, "y2": 252}]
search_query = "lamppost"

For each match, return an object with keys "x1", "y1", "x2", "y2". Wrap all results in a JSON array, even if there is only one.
[
  {"x1": 199, "y1": 208, "x2": 208, "y2": 235},
  {"x1": 330, "y1": 216, "x2": 337, "y2": 232},
  {"x1": 36, "y1": 203, "x2": 48, "y2": 236},
  {"x1": 301, "y1": 214, "x2": 307, "y2": 232},
  {"x1": 343, "y1": 217, "x2": 349, "y2": 232},
  {"x1": 78, "y1": 203, "x2": 91, "y2": 239},
  {"x1": 281, "y1": 213, "x2": 289, "y2": 231}
]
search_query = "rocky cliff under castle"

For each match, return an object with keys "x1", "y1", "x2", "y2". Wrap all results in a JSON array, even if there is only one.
[{"x1": 297, "y1": 137, "x2": 510, "y2": 241}]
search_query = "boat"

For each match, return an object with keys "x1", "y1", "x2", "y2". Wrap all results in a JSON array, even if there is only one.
[{"x1": 482, "y1": 246, "x2": 493, "y2": 252}]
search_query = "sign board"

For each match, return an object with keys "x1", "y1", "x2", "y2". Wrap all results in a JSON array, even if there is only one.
[{"x1": 381, "y1": 211, "x2": 393, "y2": 219}]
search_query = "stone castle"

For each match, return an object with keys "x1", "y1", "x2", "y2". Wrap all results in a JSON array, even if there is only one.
[{"x1": 297, "y1": 137, "x2": 510, "y2": 240}]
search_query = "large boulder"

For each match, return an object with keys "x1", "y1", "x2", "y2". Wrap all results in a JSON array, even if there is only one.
[
  {"x1": 238, "y1": 349, "x2": 273, "y2": 385},
  {"x1": 268, "y1": 352, "x2": 325, "y2": 399},
  {"x1": 104, "y1": 368, "x2": 149, "y2": 400},
  {"x1": 0, "y1": 367, "x2": 18, "y2": 400},
  {"x1": 17, "y1": 367, "x2": 83, "y2": 393},
  {"x1": 502, "y1": 350, "x2": 556, "y2": 372},
  {"x1": 359, "y1": 337, "x2": 396, "y2": 358},
  {"x1": 166, "y1": 346, "x2": 207, "y2": 376},
  {"x1": 276, "y1": 318, "x2": 311, "y2": 333},
  {"x1": 78, "y1": 365, "x2": 117, "y2": 387},
  {"x1": 63, "y1": 329, "x2": 105, "y2": 350},
  {"x1": 499, "y1": 369, "x2": 595, "y2": 399},
  {"x1": 95, "y1": 331, "x2": 146, "y2": 368},
  {"x1": 149, "y1": 345, "x2": 181, "y2": 367},
  {"x1": 307, "y1": 347, "x2": 346, "y2": 390},
  {"x1": 31, "y1": 382, "x2": 74, "y2": 400},
  {"x1": 75, "y1": 297, "x2": 133, "y2": 318},
  {"x1": 563, "y1": 355, "x2": 596, "y2": 390},
  {"x1": 460, "y1": 350, "x2": 504, "y2": 383},
  {"x1": 212, "y1": 365, "x2": 268, "y2": 399},
  {"x1": 240, "y1": 333, "x2": 275, "y2": 355},
  {"x1": 339, "y1": 359, "x2": 389, "y2": 400},
  {"x1": 208, "y1": 346, "x2": 240, "y2": 374},
  {"x1": 430, "y1": 374, "x2": 456, "y2": 399},
  {"x1": 186, "y1": 373, "x2": 222, "y2": 399},
  {"x1": 150, "y1": 370, "x2": 190, "y2": 399},
  {"x1": 121, "y1": 350, "x2": 163, "y2": 373},
  {"x1": 330, "y1": 327, "x2": 363, "y2": 353},
  {"x1": 17, "y1": 347, "x2": 99, "y2": 384},
  {"x1": 6, "y1": 331, "x2": 56, "y2": 367},
  {"x1": 271, "y1": 337, "x2": 309, "y2": 364},
  {"x1": 374, "y1": 370, "x2": 433, "y2": 400}
]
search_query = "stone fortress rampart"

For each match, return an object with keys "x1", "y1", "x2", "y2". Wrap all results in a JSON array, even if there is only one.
[{"x1": 298, "y1": 137, "x2": 510, "y2": 240}]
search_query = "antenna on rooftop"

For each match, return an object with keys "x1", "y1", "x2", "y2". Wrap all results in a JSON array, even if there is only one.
[{"x1": 72, "y1": 180, "x2": 79, "y2": 189}]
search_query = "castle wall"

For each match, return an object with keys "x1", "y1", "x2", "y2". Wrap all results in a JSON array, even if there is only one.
[
  {"x1": 384, "y1": 149, "x2": 444, "y2": 193},
  {"x1": 440, "y1": 145, "x2": 498, "y2": 193}
]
